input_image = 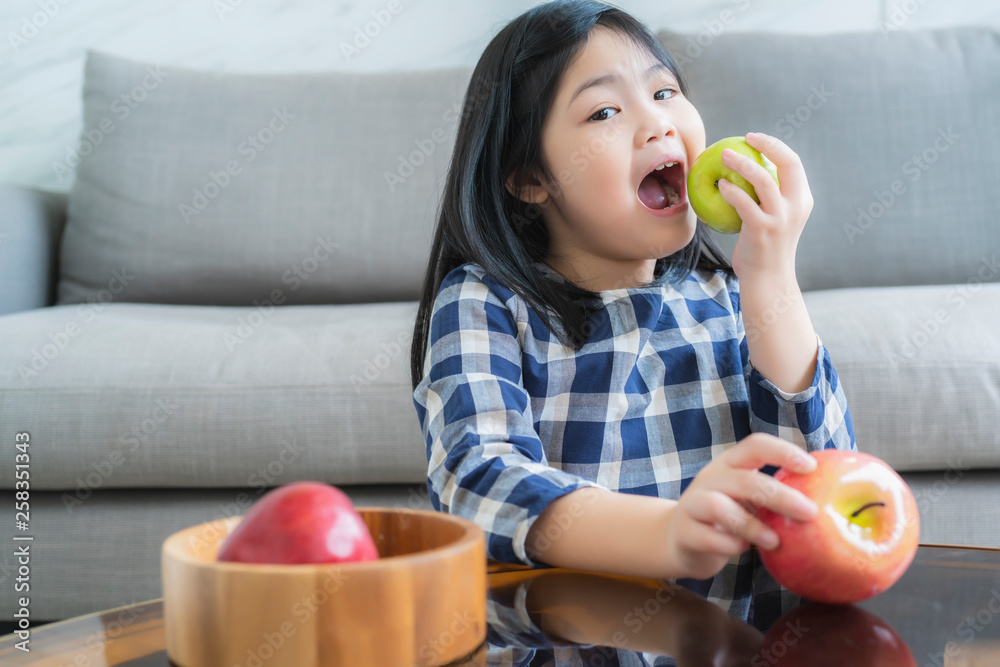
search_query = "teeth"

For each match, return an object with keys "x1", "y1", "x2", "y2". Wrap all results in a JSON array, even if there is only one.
[{"x1": 654, "y1": 161, "x2": 677, "y2": 171}]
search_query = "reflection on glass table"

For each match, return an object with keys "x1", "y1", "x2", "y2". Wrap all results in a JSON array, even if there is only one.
[{"x1": 481, "y1": 544, "x2": 1000, "y2": 666}]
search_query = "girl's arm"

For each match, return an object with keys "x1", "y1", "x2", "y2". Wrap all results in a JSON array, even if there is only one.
[
  {"x1": 525, "y1": 486, "x2": 682, "y2": 580},
  {"x1": 527, "y1": 433, "x2": 820, "y2": 582},
  {"x1": 719, "y1": 131, "x2": 820, "y2": 395},
  {"x1": 740, "y1": 273, "x2": 818, "y2": 394},
  {"x1": 414, "y1": 264, "x2": 608, "y2": 567},
  {"x1": 718, "y1": 131, "x2": 856, "y2": 454}
]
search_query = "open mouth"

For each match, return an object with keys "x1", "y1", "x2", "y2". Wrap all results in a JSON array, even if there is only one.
[{"x1": 637, "y1": 162, "x2": 686, "y2": 211}]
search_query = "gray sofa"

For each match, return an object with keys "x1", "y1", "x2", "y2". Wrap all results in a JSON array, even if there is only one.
[{"x1": 2, "y1": 25, "x2": 998, "y2": 621}]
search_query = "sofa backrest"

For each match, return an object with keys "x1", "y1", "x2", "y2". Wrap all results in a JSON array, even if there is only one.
[
  {"x1": 658, "y1": 27, "x2": 1000, "y2": 292},
  {"x1": 58, "y1": 28, "x2": 999, "y2": 307},
  {"x1": 58, "y1": 50, "x2": 474, "y2": 307}
]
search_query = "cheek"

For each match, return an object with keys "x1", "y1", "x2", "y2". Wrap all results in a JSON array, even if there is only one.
[
  {"x1": 679, "y1": 107, "x2": 706, "y2": 156},
  {"x1": 572, "y1": 134, "x2": 632, "y2": 193},
  {"x1": 561, "y1": 140, "x2": 630, "y2": 204}
]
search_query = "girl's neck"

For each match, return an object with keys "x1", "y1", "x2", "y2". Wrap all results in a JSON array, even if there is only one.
[{"x1": 542, "y1": 255, "x2": 658, "y2": 291}]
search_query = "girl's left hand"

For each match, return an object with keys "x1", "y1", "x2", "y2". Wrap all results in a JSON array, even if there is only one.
[{"x1": 717, "y1": 132, "x2": 813, "y2": 282}]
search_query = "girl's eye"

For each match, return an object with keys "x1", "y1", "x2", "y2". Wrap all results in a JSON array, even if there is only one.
[
  {"x1": 654, "y1": 87, "x2": 678, "y2": 101},
  {"x1": 589, "y1": 107, "x2": 618, "y2": 122},
  {"x1": 588, "y1": 88, "x2": 679, "y2": 122}
]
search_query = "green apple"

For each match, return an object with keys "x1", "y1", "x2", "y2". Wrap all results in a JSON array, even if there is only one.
[{"x1": 687, "y1": 136, "x2": 779, "y2": 234}]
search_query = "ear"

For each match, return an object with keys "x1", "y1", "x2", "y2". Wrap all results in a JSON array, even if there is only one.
[{"x1": 505, "y1": 167, "x2": 550, "y2": 205}]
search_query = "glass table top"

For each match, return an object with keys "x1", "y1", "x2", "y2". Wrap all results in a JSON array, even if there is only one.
[{"x1": 1, "y1": 544, "x2": 998, "y2": 666}]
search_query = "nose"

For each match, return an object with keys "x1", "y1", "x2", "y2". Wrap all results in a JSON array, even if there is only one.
[{"x1": 637, "y1": 103, "x2": 677, "y2": 147}]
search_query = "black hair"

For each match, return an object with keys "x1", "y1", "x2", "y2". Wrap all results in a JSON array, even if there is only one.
[{"x1": 410, "y1": 0, "x2": 734, "y2": 391}]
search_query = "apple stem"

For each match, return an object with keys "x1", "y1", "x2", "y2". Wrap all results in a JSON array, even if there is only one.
[{"x1": 851, "y1": 502, "x2": 886, "y2": 518}]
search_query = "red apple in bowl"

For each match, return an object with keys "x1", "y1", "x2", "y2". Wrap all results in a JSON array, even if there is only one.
[
  {"x1": 216, "y1": 481, "x2": 379, "y2": 564},
  {"x1": 757, "y1": 601, "x2": 915, "y2": 666},
  {"x1": 756, "y1": 449, "x2": 919, "y2": 604}
]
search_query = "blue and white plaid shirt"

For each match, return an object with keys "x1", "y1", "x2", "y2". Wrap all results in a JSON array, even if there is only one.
[{"x1": 412, "y1": 260, "x2": 856, "y2": 618}]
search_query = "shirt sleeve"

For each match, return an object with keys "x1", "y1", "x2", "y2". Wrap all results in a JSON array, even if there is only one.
[
  {"x1": 725, "y1": 274, "x2": 857, "y2": 454},
  {"x1": 412, "y1": 265, "x2": 606, "y2": 567}
]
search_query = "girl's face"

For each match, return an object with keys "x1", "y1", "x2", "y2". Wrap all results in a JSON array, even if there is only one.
[{"x1": 511, "y1": 26, "x2": 705, "y2": 291}]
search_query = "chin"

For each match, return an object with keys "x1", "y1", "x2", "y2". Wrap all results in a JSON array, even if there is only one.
[
  {"x1": 671, "y1": 211, "x2": 697, "y2": 240},
  {"x1": 643, "y1": 212, "x2": 697, "y2": 259}
]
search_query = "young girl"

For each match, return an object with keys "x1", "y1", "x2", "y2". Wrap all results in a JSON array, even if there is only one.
[{"x1": 410, "y1": 0, "x2": 856, "y2": 626}]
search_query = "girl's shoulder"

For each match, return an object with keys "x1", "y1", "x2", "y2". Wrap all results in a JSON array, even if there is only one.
[
  {"x1": 437, "y1": 261, "x2": 523, "y2": 314},
  {"x1": 437, "y1": 261, "x2": 568, "y2": 335},
  {"x1": 441, "y1": 261, "x2": 513, "y2": 294}
]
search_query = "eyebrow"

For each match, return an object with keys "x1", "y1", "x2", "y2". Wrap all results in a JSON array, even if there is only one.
[{"x1": 566, "y1": 63, "x2": 674, "y2": 110}]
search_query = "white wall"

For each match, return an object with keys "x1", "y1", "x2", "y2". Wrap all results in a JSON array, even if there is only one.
[{"x1": 2, "y1": 0, "x2": 997, "y2": 193}]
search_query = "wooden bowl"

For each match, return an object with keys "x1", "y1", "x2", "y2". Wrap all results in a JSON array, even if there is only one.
[{"x1": 161, "y1": 507, "x2": 487, "y2": 667}]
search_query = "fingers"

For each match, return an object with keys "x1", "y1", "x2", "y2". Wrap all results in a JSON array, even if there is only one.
[
  {"x1": 716, "y1": 178, "x2": 759, "y2": 224},
  {"x1": 675, "y1": 507, "x2": 750, "y2": 561},
  {"x1": 744, "y1": 131, "x2": 808, "y2": 201},
  {"x1": 674, "y1": 435, "x2": 824, "y2": 574},
  {"x1": 667, "y1": 506, "x2": 748, "y2": 579},
  {"x1": 720, "y1": 148, "x2": 781, "y2": 214},
  {"x1": 699, "y1": 523, "x2": 750, "y2": 556},
  {"x1": 725, "y1": 468, "x2": 818, "y2": 524},
  {"x1": 724, "y1": 433, "x2": 817, "y2": 474},
  {"x1": 716, "y1": 434, "x2": 821, "y2": 523},
  {"x1": 685, "y1": 490, "x2": 781, "y2": 551}
]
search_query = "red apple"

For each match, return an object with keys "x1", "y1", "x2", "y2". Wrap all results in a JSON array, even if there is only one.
[
  {"x1": 217, "y1": 481, "x2": 379, "y2": 564},
  {"x1": 756, "y1": 601, "x2": 915, "y2": 666},
  {"x1": 756, "y1": 449, "x2": 919, "y2": 604}
]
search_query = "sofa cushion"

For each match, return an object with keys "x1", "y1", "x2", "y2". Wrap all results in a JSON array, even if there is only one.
[
  {"x1": 2, "y1": 281, "x2": 996, "y2": 491},
  {"x1": 57, "y1": 50, "x2": 475, "y2": 307},
  {"x1": 805, "y1": 282, "x2": 1000, "y2": 472},
  {"x1": 658, "y1": 27, "x2": 1000, "y2": 293},
  {"x1": 0, "y1": 300, "x2": 426, "y2": 490}
]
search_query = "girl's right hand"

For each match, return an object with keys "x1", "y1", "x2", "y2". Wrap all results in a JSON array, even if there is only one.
[{"x1": 663, "y1": 432, "x2": 820, "y2": 581}]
